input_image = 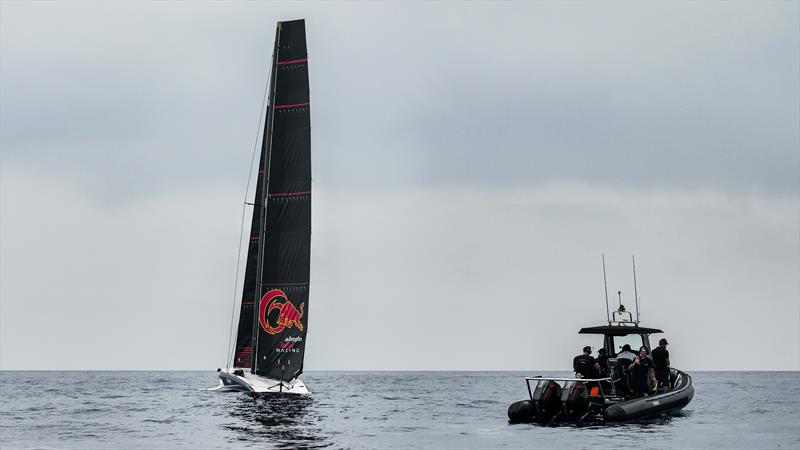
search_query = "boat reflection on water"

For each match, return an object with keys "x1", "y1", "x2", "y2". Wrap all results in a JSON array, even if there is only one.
[{"x1": 224, "y1": 394, "x2": 329, "y2": 448}]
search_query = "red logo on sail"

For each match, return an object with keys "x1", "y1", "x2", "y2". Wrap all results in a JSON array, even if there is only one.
[{"x1": 258, "y1": 289, "x2": 305, "y2": 335}]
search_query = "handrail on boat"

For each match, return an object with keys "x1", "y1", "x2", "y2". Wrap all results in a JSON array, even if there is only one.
[
  {"x1": 524, "y1": 376, "x2": 612, "y2": 382},
  {"x1": 524, "y1": 376, "x2": 615, "y2": 401}
]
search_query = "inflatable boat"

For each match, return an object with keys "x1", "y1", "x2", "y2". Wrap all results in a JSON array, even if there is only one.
[
  {"x1": 509, "y1": 306, "x2": 693, "y2": 425},
  {"x1": 508, "y1": 368, "x2": 693, "y2": 425}
]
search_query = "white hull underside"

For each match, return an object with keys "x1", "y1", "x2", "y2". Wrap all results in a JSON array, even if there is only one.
[{"x1": 215, "y1": 368, "x2": 309, "y2": 395}]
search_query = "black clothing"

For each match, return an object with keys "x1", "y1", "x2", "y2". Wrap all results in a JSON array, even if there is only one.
[
  {"x1": 597, "y1": 355, "x2": 609, "y2": 377},
  {"x1": 611, "y1": 358, "x2": 632, "y2": 396},
  {"x1": 652, "y1": 347, "x2": 670, "y2": 369},
  {"x1": 655, "y1": 368, "x2": 670, "y2": 387},
  {"x1": 573, "y1": 354, "x2": 598, "y2": 378},
  {"x1": 630, "y1": 357, "x2": 653, "y2": 378},
  {"x1": 630, "y1": 357, "x2": 654, "y2": 395},
  {"x1": 614, "y1": 358, "x2": 633, "y2": 379}
]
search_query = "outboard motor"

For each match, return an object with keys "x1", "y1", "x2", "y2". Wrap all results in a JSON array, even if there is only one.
[
  {"x1": 560, "y1": 381, "x2": 590, "y2": 421},
  {"x1": 532, "y1": 380, "x2": 562, "y2": 424}
]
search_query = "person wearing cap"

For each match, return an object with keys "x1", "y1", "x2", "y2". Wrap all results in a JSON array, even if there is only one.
[
  {"x1": 651, "y1": 338, "x2": 671, "y2": 389},
  {"x1": 629, "y1": 346, "x2": 655, "y2": 396},
  {"x1": 573, "y1": 346, "x2": 601, "y2": 378}
]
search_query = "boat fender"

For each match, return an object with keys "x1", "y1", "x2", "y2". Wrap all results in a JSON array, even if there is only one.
[{"x1": 507, "y1": 400, "x2": 535, "y2": 423}]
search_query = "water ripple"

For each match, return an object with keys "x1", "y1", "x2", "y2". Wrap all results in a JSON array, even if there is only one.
[{"x1": 0, "y1": 371, "x2": 798, "y2": 449}]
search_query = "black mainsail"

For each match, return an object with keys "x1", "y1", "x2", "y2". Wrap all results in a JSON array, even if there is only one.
[{"x1": 232, "y1": 19, "x2": 310, "y2": 382}]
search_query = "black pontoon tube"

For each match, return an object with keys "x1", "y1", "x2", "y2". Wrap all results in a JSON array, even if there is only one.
[{"x1": 603, "y1": 369, "x2": 694, "y2": 422}]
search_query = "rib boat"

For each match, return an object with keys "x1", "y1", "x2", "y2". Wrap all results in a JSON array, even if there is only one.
[
  {"x1": 213, "y1": 18, "x2": 312, "y2": 395},
  {"x1": 508, "y1": 257, "x2": 694, "y2": 424}
]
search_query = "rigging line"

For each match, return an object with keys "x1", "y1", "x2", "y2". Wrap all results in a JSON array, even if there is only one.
[{"x1": 225, "y1": 64, "x2": 272, "y2": 371}]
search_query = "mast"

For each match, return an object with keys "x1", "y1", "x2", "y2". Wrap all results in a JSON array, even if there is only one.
[{"x1": 231, "y1": 49, "x2": 276, "y2": 371}]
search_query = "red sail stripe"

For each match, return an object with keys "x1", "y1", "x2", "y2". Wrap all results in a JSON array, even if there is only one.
[
  {"x1": 269, "y1": 191, "x2": 311, "y2": 197},
  {"x1": 274, "y1": 103, "x2": 309, "y2": 109},
  {"x1": 277, "y1": 58, "x2": 307, "y2": 65}
]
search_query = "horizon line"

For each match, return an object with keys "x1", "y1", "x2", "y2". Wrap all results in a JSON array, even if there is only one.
[{"x1": 2, "y1": 369, "x2": 799, "y2": 373}]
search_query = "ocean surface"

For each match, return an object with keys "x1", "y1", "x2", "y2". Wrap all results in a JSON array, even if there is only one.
[{"x1": 1, "y1": 371, "x2": 798, "y2": 449}]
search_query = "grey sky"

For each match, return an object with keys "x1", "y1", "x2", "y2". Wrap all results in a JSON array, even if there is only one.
[{"x1": 1, "y1": 2, "x2": 798, "y2": 371}]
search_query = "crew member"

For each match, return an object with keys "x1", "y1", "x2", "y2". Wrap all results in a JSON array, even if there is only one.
[
  {"x1": 573, "y1": 346, "x2": 601, "y2": 378},
  {"x1": 616, "y1": 344, "x2": 637, "y2": 363},
  {"x1": 614, "y1": 344, "x2": 638, "y2": 396},
  {"x1": 651, "y1": 338, "x2": 671, "y2": 389},
  {"x1": 629, "y1": 346, "x2": 655, "y2": 396},
  {"x1": 615, "y1": 344, "x2": 637, "y2": 376},
  {"x1": 596, "y1": 348, "x2": 610, "y2": 377}
]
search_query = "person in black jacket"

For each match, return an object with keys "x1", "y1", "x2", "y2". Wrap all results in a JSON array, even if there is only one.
[
  {"x1": 596, "y1": 348, "x2": 610, "y2": 377},
  {"x1": 573, "y1": 346, "x2": 601, "y2": 378},
  {"x1": 651, "y1": 338, "x2": 671, "y2": 389},
  {"x1": 629, "y1": 346, "x2": 655, "y2": 397}
]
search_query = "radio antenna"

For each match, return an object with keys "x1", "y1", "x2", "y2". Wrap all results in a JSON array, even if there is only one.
[
  {"x1": 632, "y1": 255, "x2": 640, "y2": 324},
  {"x1": 602, "y1": 253, "x2": 610, "y2": 325}
]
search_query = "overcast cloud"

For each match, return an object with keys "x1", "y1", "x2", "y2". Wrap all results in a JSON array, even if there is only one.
[{"x1": 1, "y1": 2, "x2": 798, "y2": 371}]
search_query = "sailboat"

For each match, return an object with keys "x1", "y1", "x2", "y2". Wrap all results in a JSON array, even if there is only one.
[{"x1": 216, "y1": 19, "x2": 311, "y2": 395}]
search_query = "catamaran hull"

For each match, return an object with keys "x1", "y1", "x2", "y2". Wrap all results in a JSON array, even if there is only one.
[{"x1": 216, "y1": 369, "x2": 309, "y2": 395}]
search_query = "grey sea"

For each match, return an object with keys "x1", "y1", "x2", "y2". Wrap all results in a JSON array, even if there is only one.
[{"x1": 1, "y1": 371, "x2": 798, "y2": 449}]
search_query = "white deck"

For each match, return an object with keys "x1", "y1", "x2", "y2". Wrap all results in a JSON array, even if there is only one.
[{"x1": 215, "y1": 368, "x2": 309, "y2": 395}]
